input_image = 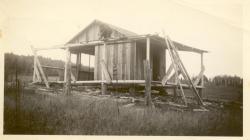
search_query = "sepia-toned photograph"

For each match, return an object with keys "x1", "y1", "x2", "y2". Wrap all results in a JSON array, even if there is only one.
[{"x1": 1, "y1": 0, "x2": 248, "y2": 138}]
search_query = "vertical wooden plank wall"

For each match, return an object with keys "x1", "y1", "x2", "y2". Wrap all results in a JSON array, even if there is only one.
[
  {"x1": 108, "y1": 45, "x2": 114, "y2": 80},
  {"x1": 136, "y1": 43, "x2": 146, "y2": 80},
  {"x1": 117, "y1": 44, "x2": 123, "y2": 80},
  {"x1": 159, "y1": 49, "x2": 166, "y2": 80},
  {"x1": 131, "y1": 42, "x2": 136, "y2": 80},
  {"x1": 113, "y1": 44, "x2": 118, "y2": 80},
  {"x1": 94, "y1": 42, "x2": 137, "y2": 81}
]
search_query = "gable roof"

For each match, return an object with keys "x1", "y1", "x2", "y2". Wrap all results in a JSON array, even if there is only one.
[
  {"x1": 67, "y1": 19, "x2": 137, "y2": 43},
  {"x1": 67, "y1": 19, "x2": 208, "y2": 53}
]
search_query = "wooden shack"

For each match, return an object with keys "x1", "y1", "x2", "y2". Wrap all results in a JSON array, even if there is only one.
[
  {"x1": 68, "y1": 20, "x2": 167, "y2": 81},
  {"x1": 32, "y1": 19, "x2": 208, "y2": 105},
  {"x1": 67, "y1": 20, "x2": 206, "y2": 82}
]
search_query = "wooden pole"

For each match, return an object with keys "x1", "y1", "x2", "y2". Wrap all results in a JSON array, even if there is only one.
[
  {"x1": 144, "y1": 60, "x2": 153, "y2": 107},
  {"x1": 145, "y1": 37, "x2": 153, "y2": 107},
  {"x1": 164, "y1": 38, "x2": 187, "y2": 106},
  {"x1": 199, "y1": 53, "x2": 204, "y2": 98},
  {"x1": 64, "y1": 48, "x2": 71, "y2": 95},
  {"x1": 30, "y1": 46, "x2": 49, "y2": 88},
  {"x1": 32, "y1": 51, "x2": 37, "y2": 82},
  {"x1": 161, "y1": 63, "x2": 173, "y2": 86},
  {"x1": 34, "y1": 65, "x2": 41, "y2": 82},
  {"x1": 167, "y1": 36, "x2": 203, "y2": 105},
  {"x1": 76, "y1": 53, "x2": 81, "y2": 81},
  {"x1": 88, "y1": 54, "x2": 91, "y2": 80},
  {"x1": 146, "y1": 37, "x2": 150, "y2": 61},
  {"x1": 101, "y1": 43, "x2": 107, "y2": 95}
]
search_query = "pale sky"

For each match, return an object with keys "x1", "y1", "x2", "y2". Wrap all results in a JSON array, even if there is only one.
[{"x1": 0, "y1": 0, "x2": 248, "y2": 78}]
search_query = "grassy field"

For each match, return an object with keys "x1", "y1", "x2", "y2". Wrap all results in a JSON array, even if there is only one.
[{"x1": 3, "y1": 83, "x2": 243, "y2": 136}]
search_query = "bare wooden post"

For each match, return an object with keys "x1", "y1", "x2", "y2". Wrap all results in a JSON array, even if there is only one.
[
  {"x1": 174, "y1": 66, "x2": 178, "y2": 98},
  {"x1": 145, "y1": 37, "x2": 152, "y2": 107},
  {"x1": 101, "y1": 43, "x2": 107, "y2": 95},
  {"x1": 166, "y1": 35, "x2": 203, "y2": 105},
  {"x1": 146, "y1": 37, "x2": 150, "y2": 61},
  {"x1": 199, "y1": 53, "x2": 204, "y2": 98},
  {"x1": 32, "y1": 51, "x2": 42, "y2": 82},
  {"x1": 32, "y1": 51, "x2": 37, "y2": 82},
  {"x1": 30, "y1": 46, "x2": 49, "y2": 88},
  {"x1": 164, "y1": 36, "x2": 187, "y2": 106},
  {"x1": 64, "y1": 48, "x2": 71, "y2": 95},
  {"x1": 144, "y1": 60, "x2": 152, "y2": 107},
  {"x1": 76, "y1": 52, "x2": 81, "y2": 81},
  {"x1": 88, "y1": 54, "x2": 91, "y2": 80}
]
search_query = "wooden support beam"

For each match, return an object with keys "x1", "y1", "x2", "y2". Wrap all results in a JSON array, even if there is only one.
[
  {"x1": 34, "y1": 65, "x2": 41, "y2": 82},
  {"x1": 101, "y1": 43, "x2": 107, "y2": 95},
  {"x1": 32, "y1": 51, "x2": 37, "y2": 82},
  {"x1": 64, "y1": 48, "x2": 71, "y2": 95},
  {"x1": 94, "y1": 46, "x2": 99, "y2": 80},
  {"x1": 100, "y1": 60, "x2": 112, "y2": 83},
  {"x1": 161, "y1": 63, "x2": 174, "y2": 86},
  {"x1": 71, "y1": 72, "x2": 76, "y2": 82},
  {"x1": 194, "y1": 65, "x2": 205, "y2": 86},
  {"x1": 164, "y1": 35, "x2": 187, "y2": 106},
  {"x1": 146, "y1": 37, "x2": 150, "y2": 61},
  {"x1": 30, "y1": 46, "x2": 50, "y2": 88},
  {"x1": 88, "y1": 54, "x2": 91, "y2": 80},
  {"x1": 170, "y1": 69, "x2": 181, "y2": 83},
  {"x1": 32, "y1": 50, "x2": 42, "y2": 82},
  {"x1": 76, "y1": 53, "x2": 81, "y2": 80},
  {"x1": 166, "y1": 36, "x2": 203, "y2": 105},
  {"x1": 201, "y1": 53, "x2": 204, "y2": 86},
  {"x1": 35, "y1": 56, "x2": 50, "y2": 88},
  {"x1": 144, "y1": 60, "x2": 153, "y2": 107},
  {"x1": 199, "y1": 53, "x2": 204, "y2": 98}
]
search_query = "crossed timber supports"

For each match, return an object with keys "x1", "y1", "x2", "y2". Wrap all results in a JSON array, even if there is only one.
[
  {"x1": 161, "y1": 33, "x2": 204, "y2": 106},
  {"x1": 31, "y1": 46, "x2": 76, "y2": 91}
]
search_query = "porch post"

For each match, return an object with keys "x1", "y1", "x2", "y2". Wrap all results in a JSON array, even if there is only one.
[
  {"x1": 145, "y1": 37, "x2": 153, "y2": 107},
  {"x1": 76, "y1": 52, "x2": 81, "y2": 81},
  {"x1": 32, "y1": 50, "x2": 37, "y2": 82},
  {"x1": 64, "y1": 47, "x2": 71, "y2": 95},
  {"x1": 199, "y1": 53, "x2": 204, "y2": 98},
  {"x1": 101, "y1": 43, "x2": 107, "y2": 95},
  {"x1": 88, "y1": 54, "x2": 91, "y2": 80},
  {"x1": 146, "y1": 37, "x2": 150, "y2": 61}
]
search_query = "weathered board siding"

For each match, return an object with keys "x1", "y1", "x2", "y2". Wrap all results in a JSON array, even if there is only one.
[
  {"x1": 151, "y1": 45, "x2": 166, "y2": 81},
  {"x1": 70, "y1": 22, "x2": 125, "y2": 44},
  {"x1": 68, "y1": 22, "x2": 166, "y2": 81},
  {"x1": 94, "y1": 42, "x2": 136, "y2": 80},
  {"x1": 159, "y1": 48, "x2": 166, "y2": 80},
  {"x1": 72, "y1": 23, "x2": 100, "y2": 43},
  {"x1": 135, "y1": 41, "x2": 166, "y2": 81},
  {"x1": 136, "y1": 42, "x2": 146, "y2": 80}
]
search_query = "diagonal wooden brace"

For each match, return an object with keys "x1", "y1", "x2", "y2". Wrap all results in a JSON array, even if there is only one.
[
  {"x1": 161, "y1": 63, "x2": 174, "y2": 86},
  {"x1": 100, "y1": 59, "x2": 112, "y2": 84},
  {"x1": 194, "y1": 65, "x2": 205, "y2": 86},
  {"x1": 31, "y1": 46, "x2": 50, "y2": 88}
]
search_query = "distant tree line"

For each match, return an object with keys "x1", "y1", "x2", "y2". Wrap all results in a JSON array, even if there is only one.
[
  {"x1": 4, "y1": 53, "x2": 65, "y2": 81},
  {"x1": 4, "y1": 53, "x2": 243, "y2": 88},
  {"x1": 207, "y1": 75, "x2": 243, "y2": 88}
]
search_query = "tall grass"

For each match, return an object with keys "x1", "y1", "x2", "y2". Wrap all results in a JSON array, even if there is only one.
[{"x1": 4, "y1": 87, "x2": 242, "y2": 136}]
